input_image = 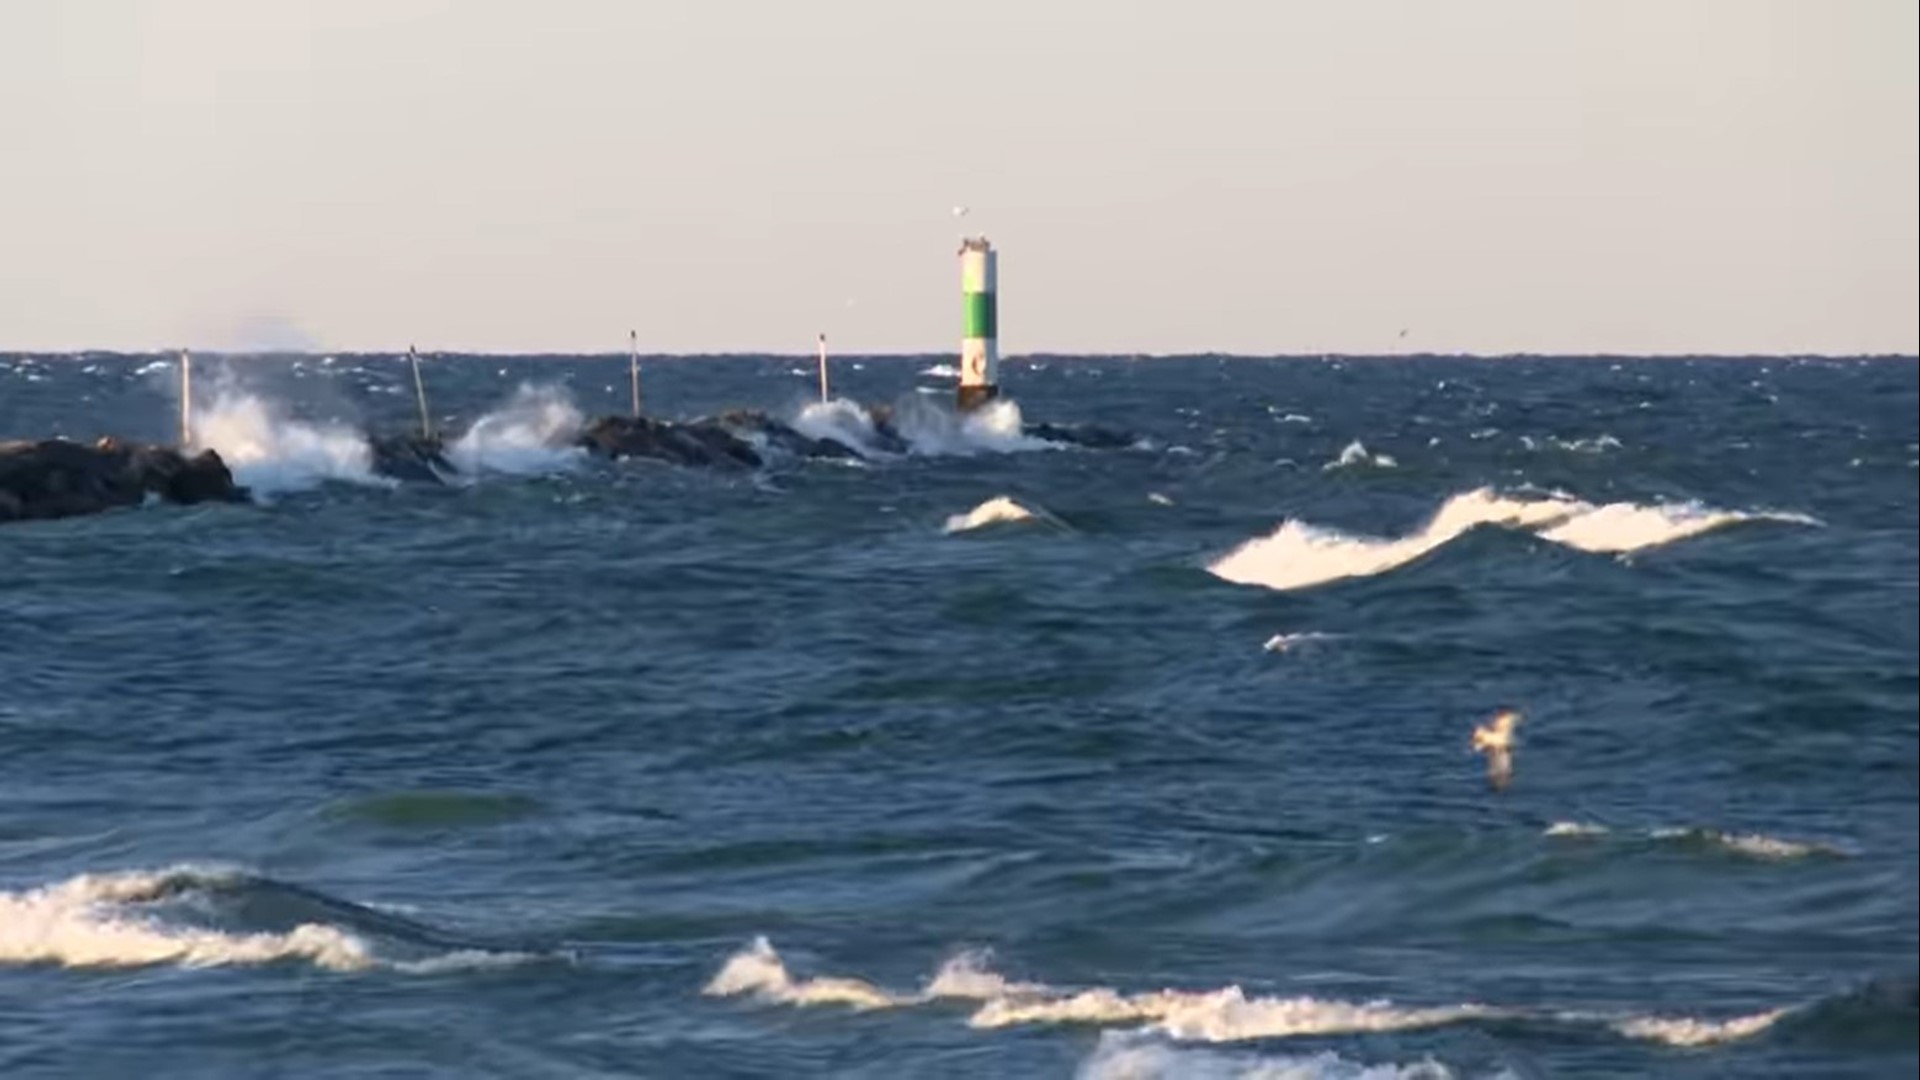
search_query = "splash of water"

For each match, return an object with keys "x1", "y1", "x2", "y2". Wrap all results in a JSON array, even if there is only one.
[
  {"x1": 791, "y1": 398, "x2": 892, "y2": 457},
  {"x1": 448, "y1": 383, "x2": 585, "y2": 475},
  {"x1": 892, "y1": 397, "x2": 1057, "y2": 456},
  {"x1": 190, "y1": 388, "x2": 381, "y2": 495}
]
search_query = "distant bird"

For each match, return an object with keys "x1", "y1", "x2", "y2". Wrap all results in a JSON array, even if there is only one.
[
  {"x1": 1471, "y1": 708, "x2": 1523, "y2": 791},
  {"x1": 952, "y1": 205, "x2": 970, "y2": 218}
]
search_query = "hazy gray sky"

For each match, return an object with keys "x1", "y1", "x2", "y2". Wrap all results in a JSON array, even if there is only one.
[{"x1": 3, "y1": 0, "x2": 1915, "y2": 354}]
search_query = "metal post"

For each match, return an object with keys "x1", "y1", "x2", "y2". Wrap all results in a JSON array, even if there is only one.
[
  {"x1": 409, "y1": 344, "x2": 433, "y2": 440},
  {"x1": 629, "y1": 329, "x2": 642, "y2": 417},
  {"x1": 178, "y1": 349, "x2": 193, "y2": 447},
  {"x1": 817, "y1": 333, "x2": 830, "y2": 402}
]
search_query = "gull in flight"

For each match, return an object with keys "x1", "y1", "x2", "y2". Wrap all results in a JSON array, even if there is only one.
[
  {"x1": 1471, "y1": 707, "x2": 1523, "y2": 791},
  {"x1": 952, "y1": 205, "x2": 970, "y2": 217}
]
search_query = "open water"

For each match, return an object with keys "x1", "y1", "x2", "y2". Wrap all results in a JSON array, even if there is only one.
[{"x1": 2, "y1": 352, "x2": 1915, "y2": 1077}]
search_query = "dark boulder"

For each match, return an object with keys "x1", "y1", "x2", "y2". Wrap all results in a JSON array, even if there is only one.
[
  {"x1": 369, "y1": 434, "x2": 455, "y2": 484},
  {"x1": 708, "y1": 410, "x2": 865, "y2": 461},
  {"x1": 0, "y1": 437, "x2": 246, "y2": 524},
  {"x1": 577, "y1": 415, "x2": 763, "y2": 470},
  {"x1": 1022, "y1": 421, "x2": 1137, "y2": 450}
]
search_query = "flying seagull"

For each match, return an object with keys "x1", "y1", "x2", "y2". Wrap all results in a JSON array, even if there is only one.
[{"x1": 1471, "y1": 708, "x2": 1523, "y2": 791}]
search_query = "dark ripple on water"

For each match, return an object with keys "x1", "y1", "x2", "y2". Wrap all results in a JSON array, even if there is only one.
[{"x1": 2, "y1": 354, "x2": 1915, "y2": 1077}]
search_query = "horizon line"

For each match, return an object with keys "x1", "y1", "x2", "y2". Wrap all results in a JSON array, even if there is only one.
[{"x1": 5, "y1": 348, "x2": 1917, "y2": 362}]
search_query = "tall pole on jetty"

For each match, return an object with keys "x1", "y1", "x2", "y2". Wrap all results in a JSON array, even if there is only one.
[
  {"x1": 178, "y1": 349, "x2": 193, "y2": 448},
  {"x1": 817, "y1": 332, "x2": 830, "y2": 402},
  {"x1": 408, "y1": 344, "x2": 433, "y2": 440},
  {"x1": 956, "y1": 236, "x2": 999, "y2": 412},
  {"x1": 629, "y1": 329, "x2": 642, "y2": 417}
]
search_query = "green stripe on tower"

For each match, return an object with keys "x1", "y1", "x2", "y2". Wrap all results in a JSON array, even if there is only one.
[{"x1": 963, "y1": 292, "x2": 997, "y2": 339}]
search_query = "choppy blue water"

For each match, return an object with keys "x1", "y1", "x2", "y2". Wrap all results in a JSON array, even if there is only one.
[{"x1": 2, "y1": 352, "x2": 1916, "y2": 1078}]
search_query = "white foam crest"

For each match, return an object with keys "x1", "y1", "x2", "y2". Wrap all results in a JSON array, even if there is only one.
[
  {"x1": 1550, "y1": 434, "x2": 1623, "y2": 454},
  {"x1": 895, "y1": 397, "x2": 1058, "y2": 456},
  {"x1": 920, "y1": 363, "x2": 961, "y2": 378},
  {"x1": 1544, "y1": 821, "x2": 1611, "y2": 837},
  {"x1": 192, "y1": 388, "x2": 381, "y2": 494},
  {"x1": 791, "y1": 397, "x2": 892, "y2": 457},
  {"x1": 389, "y1": 949, "x2": 546, "y2": 975},
  {"x1": 1263, "y1": 632, "x2": 1333, "y2": 654},
  {"x1": 1208, "y1": 489, "x2": 1574, "y2": 592},
  {"x1": 448, "y1": 383, "x2": 586, "y2": 475},
  {"x1": 1548, "y1": 822, "x2": 1842, "y2": 857},
  {"x1": 971, "y1": 984, "x2": 1495, "y2": 1042},
  {"x1": 944, "y1": 496, "x2": 1043, "y2": 534},
  {"x1": 1647, "y1": 827, "x2": 1841, "y2": 859},
  {"x1": 923, "y1": 949, "x2": 1052, "y2": 1000},
  {"x1": 1536, "y1": 502, "x2": 1818, "y2": 554},
  {"x1": 1323, "y1": 440, "x2": 1396, "y2": 470},
  {"x1": 703, "y1": 936, "x2": 902, "y2": 1010},
  {"x1": 1078, "y1": 1033, "x2": 1461, "y2": 1080},
  {"x1": 1612, "y1": 1007, "x2": 1791, "y2": 1046},
  {"x1": 1208, "y1": 488, "x2": 1819, "y2": 593},
  {"x1": 0, "y1": 867, "x2": 374, "y2": 972}
]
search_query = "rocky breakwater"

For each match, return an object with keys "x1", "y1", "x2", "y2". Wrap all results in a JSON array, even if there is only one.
[
  {"x1": 1, "y1": 437, "x2": 246, "y2": 524},
  {"x1": 576, "y1": 411, "x2": 868, "y2": 469}
]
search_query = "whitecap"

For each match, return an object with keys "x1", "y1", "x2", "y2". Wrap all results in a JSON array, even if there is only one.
[
  {"x1": 1262, "y1": 632, "x2": 1332, "y2": 654},
  {"x1": 1078, "y1": 1032, "x2": 1461, "y2": 1080},
  {"x1": 944, "y1": 496, "x2": 1040, "y2": 534},
  {"x1": 1, "y1": 866, "x2": 375, "y2": 972},
  {"x1": 1207, "y1": 488, "x2": 1819, "y2": 593},
  {"x1": 1612, "y1": 1007, "x2": 1791, "y2": 1047},
  {"x1": 1323, "y1": 440, "x2": 1396, "y2": 470}
]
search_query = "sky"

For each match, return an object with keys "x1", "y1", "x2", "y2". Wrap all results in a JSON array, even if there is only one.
[{"x1": 1, "y1": 0, "x2": 1915, "y2": 355}]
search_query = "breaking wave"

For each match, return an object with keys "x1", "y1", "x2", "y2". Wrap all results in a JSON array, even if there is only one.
[
  {"x1": 448, "y1": 383, "x2": 586, "y2": 475},
  {"x1": 1612, "y1": 1008, "x2": 1792, "y2": 1047},
  {"x1": 944, "y1": 496, "x2": 1037, "y2": 533},
  {"x1": 1323, "y1": 440, "x2": 1397, "y2": 470},
  {"x1": 1207, "y1": 488, "x2": 1818, "y2": 592},
  {"x1": 942, "y1": 495, "x2": 1071, "y2": 535},
  {"x1": 705, "y1": 938, "x2": 1816, "y2": 1053},
  {"x1": 1544, "y1": 822, "x2": 1850, "y2": 859},
  {"x1": 1263, "y1": 632, "x2": 1334, "y2": 654},
  {"x1": 701, "y1": 936, "x2": 1037, "y2": 1010},
  {"x1": 967, "y1": 984, "x2": 1496, "y2": 1041},
  {"x1": 1078, "y1": 1033, "x2": 1462, "y2": 1080},
  {"x1": 0, "y1": 866, "x2": 547, "y2": 974}
]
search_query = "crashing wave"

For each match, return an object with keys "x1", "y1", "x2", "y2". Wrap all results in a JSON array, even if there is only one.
[
  {"x1": 0, "y1": 866, "x2": 545, "y2": 974},
  {"x1": 1208, "y1": 487, "x2": 1818, "y2": 592}
]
